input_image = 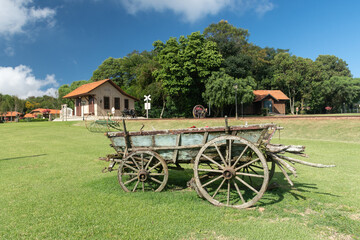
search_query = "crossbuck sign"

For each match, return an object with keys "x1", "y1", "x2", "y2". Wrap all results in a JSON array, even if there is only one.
[{"x1": 144, "y1": 95, "x2": 151, "y2": 118}]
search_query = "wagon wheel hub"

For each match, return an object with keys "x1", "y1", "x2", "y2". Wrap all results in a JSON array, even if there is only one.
[
  {"x1": 138, "y1": 169, "x2": 148, "y2": 182},
  {"x1": 222, "y1": 167, "x2": 236, "y2": 180}
]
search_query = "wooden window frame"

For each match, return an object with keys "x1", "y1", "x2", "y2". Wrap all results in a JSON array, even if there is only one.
[
  {"x1": 124, "y1": 99, "x2": 129, "y2": 109},
  {"x1": 114, "y1": 97, "x2": 120, "y2": 110},
  {"x1": 104, "y1": 96, "x2": 110, "y2": 110}
]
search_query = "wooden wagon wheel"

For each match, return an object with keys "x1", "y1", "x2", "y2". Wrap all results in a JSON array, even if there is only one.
[
  {"x1": 192, "y1": 105, "x2": 206, "y2": 118},
  {"x1": 193, "y1": 135, "x2": 269, "y2": 209},
  {"x1": 118, "y1": 150, "x2": 168, "y2": 192}
]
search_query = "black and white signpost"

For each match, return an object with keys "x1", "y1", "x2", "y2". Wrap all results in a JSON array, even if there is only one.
[{"x1": 144, "y1": 95, "x2": 151, "y2": 119}]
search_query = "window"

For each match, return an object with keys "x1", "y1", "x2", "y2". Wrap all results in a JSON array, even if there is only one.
[
  {"x1": 104, "y1": 96, "x2": 110, "y2": 109},
  {"x1": 114, "y1": 97, "x2": 120, "y2": 110},
  {"x1": 124, "y1": 99, "x2": 129, "y2": 109}
]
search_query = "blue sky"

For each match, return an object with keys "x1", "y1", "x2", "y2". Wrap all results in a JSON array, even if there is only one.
[{"x1": 1, "y1": 0, "x2": 360, "y2": 99}]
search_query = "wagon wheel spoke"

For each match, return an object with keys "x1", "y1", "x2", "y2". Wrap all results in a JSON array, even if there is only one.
[
  {"x1": 214, "y1": 143, "x2": 227, "y2": 167},
  {"x1": 236, "y1": 171, "x2": 264, "y2": 178},
  {"x1": 142, "y1": 182, "x2": 145, "y2": 192},
  {"x1": 149, "y1": 172, "x2": 165, "y2": 176},
  {"x1": 235, "y1": 158, "x2": 260, "y2": 172},
  {"x1": 123, "y1": 163, "x2": 138, "y2": 172},
  {"x1": 232, "y1": 145, "x2": 248, "y2": 168},
  {"x1": 249, "y1": 164, "x2": 263, "y2": 170},
  {"x1": 145, "y1": 155, "x2": 154, "y2": 170},
  {"x1": 122, "y1": 173, "x2": 138, "y2": 176},
  {"x1": 132, "y1": 180, "x2": 140, "y2": 192},
  {"x1": 212, "y1": 178, "x2": 226, "y2": 198},
  {"x1": 140, "y1": 153, "x2": 144, "y2": 169},
  {"x1": 227, "y1": 180, "x2": 231, "y2": 205},
  {"x1": 124, "y1": 176, "x2": 138, "y2": 185},
  {"x1": 227, "y1": 140, "x2": 232, "y2": 165},
  {"x1": 233, "y1": 180, "x2": 245, "y2": 204},
  {"x1": 130, "y1": 156, "x2": 140, "y2": 170},
  {"x1": 197, "y1": 168, "x2": 223, "y2": 173},
  {"x1": 235, "y1": 176, "x2": 259, "y2": 194},
  {"x1": 150, "y1": 177, "x2": 162, "y2": 184},
  {"x1": 201, "y1": 154, "x2": 224, "y2": 170},
  {"x1": 246, "y1": 167, "x2": 253, "y2": 186},
  {"x1": 248, "y1": 165, "x2": 259, "y2": 175},
  {"x1": 148, "y1": 161, "x2": 162, "y2": 172},
  {"x1": 202, "y1": 175, "x2": 223, "y2": 188}
]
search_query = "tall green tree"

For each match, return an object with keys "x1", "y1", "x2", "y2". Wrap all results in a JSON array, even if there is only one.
[
  {"x1": 153, "y1": 32, "x2": 223, "y2": 116},
  {"x1": 315, "y1": 55, "x2": 352, "y2": 80},
  {"x1": 272, "y1": 53, "x2": 312, "y2": 114},
  {"x1": 202, "y1": 71, "x2": 255, "y2": 116},
  {"x1": 204, "y1": 20, "x2": 249, "y2": 58},
  {"x1": 90, "y1": 57, "x2": 123, "y2": 85}
]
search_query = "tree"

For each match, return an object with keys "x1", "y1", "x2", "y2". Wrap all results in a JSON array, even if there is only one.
[
  {"x1": 90, "y1": 57, "x2": 123, "y2": 85},
  {"x1": 272, "y1": 53, "x2": 312, "y2": 114},
  {"x1": 321, "y1": 76, "x2": 360, "y2": 112},
  {"x1": 315, "y1": 55, "x2": 352, "y2": 80},
  {"x1": 153, "y1": 32, "x2": 223, "y2": 116},
  {"x1": 202, "y1": 71, "x2": 255, "y2": 116},
  {"x1": 204, "y1": 20, "x2": 249, "y2": 58}
]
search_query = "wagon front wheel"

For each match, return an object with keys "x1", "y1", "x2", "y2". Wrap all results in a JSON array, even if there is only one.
[
  {"x1": 118, "y1": 151, "x2": 168, "y2": 192},
  {"x1": 194, "y1": 136, "x2": 269, "y2": 209}
]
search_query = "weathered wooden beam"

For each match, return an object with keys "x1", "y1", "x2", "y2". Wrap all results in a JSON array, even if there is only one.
[
  {"x1": 274, "y1": 161, "x2": 294, "y2": 186},
  {"x1": 269, "y1": 153, "x2": 297, "y2": 177},
  {"x1": 276, "y1": 154, "x2": 336, "y2": 168}
]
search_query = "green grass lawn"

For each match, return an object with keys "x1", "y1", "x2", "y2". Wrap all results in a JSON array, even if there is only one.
[{"x1": 1, "y1": 118, "x2": 359, "y2": 239}]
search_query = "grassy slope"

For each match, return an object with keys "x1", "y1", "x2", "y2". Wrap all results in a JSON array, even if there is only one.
[{"x1": 0, "y1": 118, "x2": 359, "y2": 239}]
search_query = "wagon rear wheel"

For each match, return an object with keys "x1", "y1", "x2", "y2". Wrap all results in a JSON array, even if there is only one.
[
  {"x1": 118, "y1": 151, "x2": 168, "y2": 192},
  {"x1": 193, "y1": 136, "x2": 269, "y2": 209}
]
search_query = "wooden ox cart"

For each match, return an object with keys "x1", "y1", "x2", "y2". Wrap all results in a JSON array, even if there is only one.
[{"x1": 101, "y1": 118, "x2": 334, "y2": 209}]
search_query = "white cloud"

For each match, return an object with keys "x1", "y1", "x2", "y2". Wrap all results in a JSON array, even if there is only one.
[
  {"x1": 0, "y1": 65, "x2": 59, "y2": 99},
  {"x1": 0, "y1": 0, "x2": 56, "y2": 36},
  {"x1": 119, "y1": 0, "x2": 274, "y2": 22}
]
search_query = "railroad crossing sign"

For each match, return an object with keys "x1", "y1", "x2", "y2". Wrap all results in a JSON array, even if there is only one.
[
  {"x1": 144, "y1": 95, "x2": 151, "y2": 118},
  {"x1": 144, "y1": 95, "x2": 151, "y2": 102}
]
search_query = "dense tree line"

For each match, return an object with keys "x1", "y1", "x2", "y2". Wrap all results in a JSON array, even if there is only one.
[
  {"x1": 53, "y1": 20, "x2": 360, "y2": 117},
  {"x1": 0, "y1": 93, "x2": 60, "y2": 115}
]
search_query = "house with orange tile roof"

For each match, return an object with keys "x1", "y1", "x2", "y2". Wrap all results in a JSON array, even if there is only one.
[
  {"x1": 24, "y1": 108, "x2": 61, "y2": 119},
  {"x1": 63, "y1": 79, "x2": 139, "y2": 117},
  {"x1": 0, "y1": 111, "x2": 21, "y2": 122},
  {"x1": 245, "y1": 90, "x2": 289, "y2": 115}
]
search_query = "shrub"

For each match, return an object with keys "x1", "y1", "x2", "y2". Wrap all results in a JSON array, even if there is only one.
[{"x1": 261, "y1": 108, "x2": 269, "y2": 116}]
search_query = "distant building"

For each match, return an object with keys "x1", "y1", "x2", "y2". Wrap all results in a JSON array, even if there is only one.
[
  {"x1": 245, "y1": 90, "x2": 289, "y2": 115},
  {"x1": 0, "y1": 111, "x2": 21, "y2": 122},
  {"x1": 63, "y1": 79, "x2": 139, "y2": 117},
  {"x1": 24, "y1": 108, "x2": 61, "y2": 119}
]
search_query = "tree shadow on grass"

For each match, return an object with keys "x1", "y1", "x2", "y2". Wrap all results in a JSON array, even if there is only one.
[
  {"x1": 258, "y1": 172, "x2": 341, "y2": 207},
  {"x1": 0, "y1": 154, "x2": 47, "y2": 161}
]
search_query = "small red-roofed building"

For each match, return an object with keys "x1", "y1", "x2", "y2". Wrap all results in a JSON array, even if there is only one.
[
  {"x1": 63, "y1": 79, "x2": 139, "y2": 117},
  {"x1": 0, "y1": 111, "x2": 21, "y2": 122},
  {"x1": 245, "y1": 90, "x2": 289, "y2": 115}
]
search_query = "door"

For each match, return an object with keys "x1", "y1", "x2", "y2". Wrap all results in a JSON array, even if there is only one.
[
  {"x1": 88, "y1": 96, "x2": 94, "y2": 114},
  {"x1": 76, "y1": 98, "x2": 81, "y2": 116},
  {"x1": 264, "y1": 100, "x2": 272, "y2": 113}
]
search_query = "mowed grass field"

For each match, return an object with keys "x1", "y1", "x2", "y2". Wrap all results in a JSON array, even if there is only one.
[{"x1": 0, "y1": 117, "x2": 359, "y2": 239}]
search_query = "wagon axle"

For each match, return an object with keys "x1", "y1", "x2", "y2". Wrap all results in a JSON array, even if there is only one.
[
  {"x1": 222, "y1": 167, "x2": 236, "y2": 180},
  {"x1": 138, "y1": 170, "x2": 148, "y2": 182}
]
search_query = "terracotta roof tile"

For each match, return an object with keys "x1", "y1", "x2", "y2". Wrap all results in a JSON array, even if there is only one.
[
  {"x1": 3, "y1": 112, "x2": 21, "y2": 117},
  {"x1": 253, "y1": 90, "x2": 289, "y2": 102},
  {"x1": 30, "y1": 108, "x2": 60, "y2": 114},
  {"x1": 24, "y1": 113, "x2": 35, "y2": 118},
  {"x1": 63, "y1": 79, "x2": 109, "y2": 98},
  {"x1": 63, "y1": 79, "x2": 139, "y2": 101}
]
